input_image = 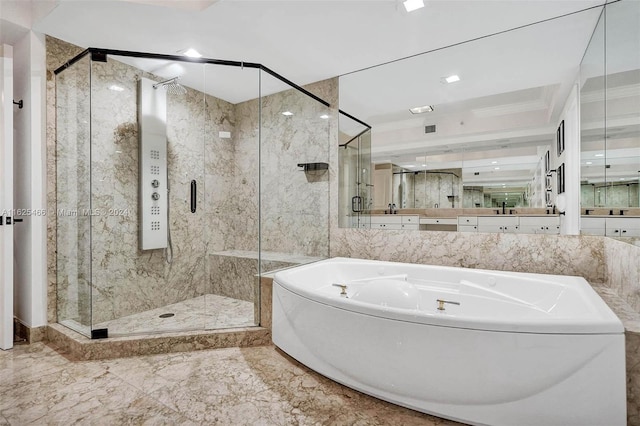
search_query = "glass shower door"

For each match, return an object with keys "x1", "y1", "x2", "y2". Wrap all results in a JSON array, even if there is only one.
[
  {"x1": 89, "y1": 55, "x2": 206, "y2": 337},
  {"x1": 203, "y1": 63, "x2": 260, "y2": 330},
  {"x1": 56, "y1": 54, "x2": 92, "y2": 337}
]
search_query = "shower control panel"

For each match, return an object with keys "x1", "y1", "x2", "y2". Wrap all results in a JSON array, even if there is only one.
[{"x1": 138, "y1": 77, "x2": 168, "y2": 250}]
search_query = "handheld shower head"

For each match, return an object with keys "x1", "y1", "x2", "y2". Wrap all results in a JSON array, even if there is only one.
[{"x1": 153, "y1": 76, "x2": 187, "y2": 95}]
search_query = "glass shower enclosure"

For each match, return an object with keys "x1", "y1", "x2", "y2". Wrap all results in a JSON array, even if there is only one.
[{"x1": 55, "y1": 48, "x2": 330, "y2": 338}]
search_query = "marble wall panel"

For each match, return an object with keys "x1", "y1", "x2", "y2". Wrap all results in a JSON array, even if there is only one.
[
  {"x1": 330, "y1": 229, "x2": 606, "y2": 283},
  {"x1": 260, "y1": 83, "x2": 330, "y2": 258},
  {"x1": 231, "y1": 79, "x2": 331, "y2": 260},
  {"x1": 209, "y1": 254, "x2": 295, "y2": 302},
  {"x1": 605, "y1": 237, "x2": 640, "y2": 312}
]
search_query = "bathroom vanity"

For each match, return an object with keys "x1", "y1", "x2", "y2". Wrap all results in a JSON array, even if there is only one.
[{"x1": 355, "y1": 213, "x2": 562, "y2": 234}]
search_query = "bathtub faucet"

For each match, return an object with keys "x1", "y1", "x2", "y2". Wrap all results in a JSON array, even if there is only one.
[
  {"x1": 332, "y1": 283, "x2": 348, "y2": 297},
  {"x1": 436, "y1": 299, "x2": 460, "y2": 311}
]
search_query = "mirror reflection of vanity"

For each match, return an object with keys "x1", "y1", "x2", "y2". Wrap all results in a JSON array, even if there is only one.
[
  {"x1": 579, "y1": 0, "x2": 640, "y2": 244},
  {"x1": 338, "y1": 0, "x2": 639, "y2": 241}
]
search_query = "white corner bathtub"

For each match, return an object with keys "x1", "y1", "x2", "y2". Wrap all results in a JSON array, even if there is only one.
[{"x1": 272, "y1": 257, "x2": 626, "y2": 426}]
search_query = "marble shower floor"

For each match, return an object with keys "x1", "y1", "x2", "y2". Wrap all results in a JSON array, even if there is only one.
[
  {"x1": 0, "y1": 343, "x2": 463, "y2": 425},
  {"x1": 95, "y1": 294, "x2": 256, "y2": 337}
]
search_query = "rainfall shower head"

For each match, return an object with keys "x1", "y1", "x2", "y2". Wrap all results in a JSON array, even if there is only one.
[{"x1": 152, "y1": 76, "x2": 187, "y2": 95}]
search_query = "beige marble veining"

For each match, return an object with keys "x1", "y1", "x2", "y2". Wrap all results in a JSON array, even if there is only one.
[
  {"x1": 0, "y1": 342, "x2": 462, "y2": 425},
  {"x1": 46, "y1": 323, "x2": 271, "y2": 361},
  {"x1": 330, "y1": 228, "x2": 606, "y2": 282},
  {"x1": 209, "y1": 250, "x2": 323, "y2": 302},
  {"x1": 93, "y1": 294, "x2": 256, "y2": 337},
  {"x1": 626, "y1": 332, "x2": 640, "y2": 426},
  {"x1": 605, "y1": 237, "x2": 640, "y2": 312}
]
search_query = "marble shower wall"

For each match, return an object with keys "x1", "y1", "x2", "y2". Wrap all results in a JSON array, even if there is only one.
[{"x1": 230, "y1": 78, "x2": 331, "y2": 260}]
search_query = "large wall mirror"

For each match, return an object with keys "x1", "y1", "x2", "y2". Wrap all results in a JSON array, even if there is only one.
[
  {"x1": 339, "y1": 5, "x2": 604, "y2": 233},
  {"x1": 339, "y1": 1, "x2": 639, "y2": 238},
  {"x1": 580, "y1": 0, "x2": 640, "y2": 243}
]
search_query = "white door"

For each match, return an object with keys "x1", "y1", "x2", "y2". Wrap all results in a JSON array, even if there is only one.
[{"x1": 0, "y1": 44, "x2": 14, "y2": 350}]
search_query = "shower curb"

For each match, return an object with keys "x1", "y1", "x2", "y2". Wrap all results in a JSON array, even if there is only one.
[{"x1": 45, "y1": 323, "x2": 271, "y2": 360}]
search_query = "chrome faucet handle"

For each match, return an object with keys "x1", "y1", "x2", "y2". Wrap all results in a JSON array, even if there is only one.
[
  {"x1": 332, "y1": 283, "x2": 348, "y2": 296},
  {"x1": 436, "y1": 299, "x2": 461, "y2": 311}
]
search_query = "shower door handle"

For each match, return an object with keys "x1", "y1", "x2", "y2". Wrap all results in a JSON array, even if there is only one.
[
  {"x1": 352, "y1": 196, "x2": 362, "y2": 213},
  {"x1": 190, "y1": 180, "x2": 197, "y2": 213}
]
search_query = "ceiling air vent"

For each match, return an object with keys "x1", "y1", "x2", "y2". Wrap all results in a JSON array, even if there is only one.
[{"x1": 425, "y1": 125, "x2": 436, "y2": 134}]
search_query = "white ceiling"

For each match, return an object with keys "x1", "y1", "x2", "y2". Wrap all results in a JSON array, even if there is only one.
[{"x1": 28, "y1": 0, "x2": 605, "y2": 94}]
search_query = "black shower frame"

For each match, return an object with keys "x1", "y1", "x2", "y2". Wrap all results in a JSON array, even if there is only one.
[{"x1": 54, "y1": 47, "x2": 331, "y2": 107}]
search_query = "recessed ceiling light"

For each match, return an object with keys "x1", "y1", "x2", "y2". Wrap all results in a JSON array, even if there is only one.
[
  {"x1": 402, "y1": 165, "x2": 416, "y2": 168},
  {"x1": 494, "y1": 167, "x2": 500, "y2": 170},
  {"x1": 282, "y1": 111, "x2": 293, "y2": 116},
  {"x1": 421, "y1": 164, "x2": 427, "y2": 167},
  {"x1": 320, "y1": 114, "x2": 329, "y2": 119},
  {"x1": 403, "y1": 0, "x2": 424, "y2": 12},
  {"x1": 586, "y1": 161, "x2": 593, "y2": 165},
  {"x1": 183, "y1": 48, "x2": 202, "y2": 58},
  {"x1": 108, "y1": 85, "x2": 124, "y2": 92},
  {"x1": 595, "y1": 153, "x2": 604, "y2": 157},
  {"x1": 491, "y1": 161, "x2": 498, "y2": 164},
  {"x1": 620, "y1": 178, "x2": 625, "y2": 181},
  {"x1": 409, "y1": 105, "x2": 434, "y2": 114},
  {"x1": 445, "y1": 75, "x2": 460, "y2": 83}
]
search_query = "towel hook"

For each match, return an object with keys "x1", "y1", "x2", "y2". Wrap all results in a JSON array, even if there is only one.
[{"x1": 13, "y1": 100, "x2": 23, "y2": 109}]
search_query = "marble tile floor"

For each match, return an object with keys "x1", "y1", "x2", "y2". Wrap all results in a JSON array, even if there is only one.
[
  {"x1": 94, "y1": 294, "x2": 256, "y2": 337},
  {"x1": 0, "y1": 343, "x2": 463, "y2": 425}
]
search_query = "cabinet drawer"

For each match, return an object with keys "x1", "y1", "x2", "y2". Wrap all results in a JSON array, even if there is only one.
[
  {"x1": 519, "y1": 216, "x2": 559, "y2": 226},
  {"x1": 370, "y1": 215, "x2": 402, "y2": 224},
  {"x1": 372, "y1": 223, "x2": 402, "y2": 230},
  {"x1": 401, "y1": 223, "x2": 419, "y2": 230},
  {"x1": 401, "y1": 215, "x2": 419, "y2": 224},
  {"x1": 477, "y1": 216, "x2": 519, "y2": 226},
  {"x1": 458, "y1": 216, "x2": 477, "y2": 225},
  {"x1": 458, "y1": 225, "x2": 478, "y2": 232},
  {"x1": 420, "y1": 218, "x2": 457, "y2": 225}
]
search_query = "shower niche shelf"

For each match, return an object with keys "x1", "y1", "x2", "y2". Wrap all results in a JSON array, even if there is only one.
[{"x1": 297, "y1": 162, "x2": 328, "y2": 173}]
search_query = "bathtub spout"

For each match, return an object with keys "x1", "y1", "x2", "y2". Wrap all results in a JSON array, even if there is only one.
[{"x1": 436, "y1": 299, "x2": 460, "y2": 311}]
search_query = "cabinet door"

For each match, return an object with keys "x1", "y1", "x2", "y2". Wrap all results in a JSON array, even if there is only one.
[{"x1": 458, "y1": 225, "x2": 478, "y2": 232}]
